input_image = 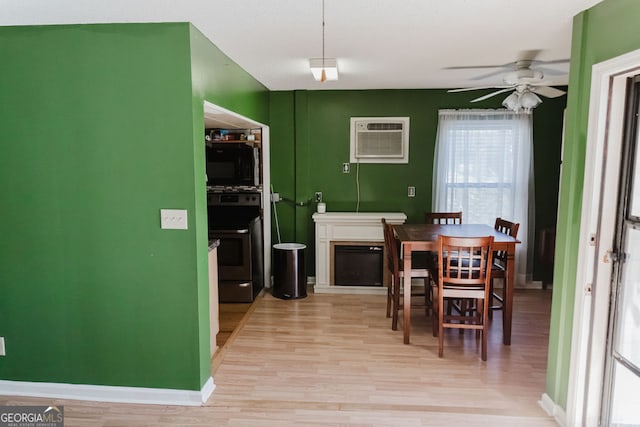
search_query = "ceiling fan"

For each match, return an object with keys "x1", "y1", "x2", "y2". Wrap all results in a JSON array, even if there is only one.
[{"x1": 447, "y1": 57, "x2": 568, "y2": 113}]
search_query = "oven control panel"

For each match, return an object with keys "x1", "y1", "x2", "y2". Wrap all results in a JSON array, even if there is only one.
[{"x1": 207, "y1": 191, "x2": 262, "y2": 207}]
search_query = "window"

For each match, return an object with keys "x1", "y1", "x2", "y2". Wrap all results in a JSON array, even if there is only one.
[{"x1": 432, "y1": 109, "x2": 534, "y2": 284}]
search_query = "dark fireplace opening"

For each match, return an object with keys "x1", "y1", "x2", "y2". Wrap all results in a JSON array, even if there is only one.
[{"x1": 333, "y1": 244, "x2": 384, "y2": 286}]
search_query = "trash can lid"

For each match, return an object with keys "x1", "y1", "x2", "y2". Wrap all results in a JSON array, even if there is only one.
[{"x1": 273, "y1": 243, "x2": 306, "y2": 250}]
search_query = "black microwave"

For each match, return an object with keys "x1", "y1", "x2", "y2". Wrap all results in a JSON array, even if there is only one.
[{"x1": 206, "y1": 142, "x2": 259, "y2": 186}]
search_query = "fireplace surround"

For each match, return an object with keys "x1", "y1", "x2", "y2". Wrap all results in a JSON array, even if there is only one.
[{"x1": 312, "y1": 212, "x2": 407, "y2": 294}]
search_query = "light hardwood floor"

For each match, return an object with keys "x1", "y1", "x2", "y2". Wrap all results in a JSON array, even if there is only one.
[{"x1": 0, "y1": 289, "x2": 556, "y2": 426}]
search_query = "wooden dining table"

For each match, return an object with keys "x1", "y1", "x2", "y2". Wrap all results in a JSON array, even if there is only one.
[{"x1": 393, "y1": 223, "x2": 521, "y2": 345}]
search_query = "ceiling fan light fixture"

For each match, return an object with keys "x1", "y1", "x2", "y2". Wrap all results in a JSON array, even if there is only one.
[
  {"x1": 309, "y1": 58, "x2": 338, "y2": 81},
  {"x1": 520, "y1": 90, "x2": 542, "y2": 112},
  {"x1": 502, "y1": 92, "x2": 521, "y2": 112},
  {"x1": 502, "y1": 89, "x2": 541, "y2": 114}
]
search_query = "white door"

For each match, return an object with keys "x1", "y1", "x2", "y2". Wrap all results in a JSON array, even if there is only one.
[{"x1": 601, "y1": 75, "x2": 640, "y2": 426}]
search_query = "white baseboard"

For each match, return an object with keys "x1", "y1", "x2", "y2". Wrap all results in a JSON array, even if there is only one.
[
  {"x1": 539, "y1": 393, "x2": 566, "y2": 426},
  {"x1": 200, "y1": 377, "x2": 215, "y2": 403},
  {"x1": 0, "y1": 376, "x2": 215, "y2": 406}
]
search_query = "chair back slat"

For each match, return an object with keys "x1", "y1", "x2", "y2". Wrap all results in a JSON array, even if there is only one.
[
  {"x1": 434, "y1": 234, "x2": 494, "y2": 360},
  {"x1": 438, "y1": 235, "x2": 493, "y2": 289},
  {"x1": 493, "y1": 218, "x2": 520, "y2": 265},
  {"x1": 425, "y1": 211, "x2": 463, "y2": 225},
  {"x1": 381, "y1": 219, "x2": 397, "y2": 272}
]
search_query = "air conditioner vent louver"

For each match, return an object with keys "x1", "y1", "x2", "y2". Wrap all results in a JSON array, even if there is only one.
[
  {"x1": 356, "y1": 132, "x2": 403, "y2": 157},
  {"x1": 350, "y1": 117, "x2": 409, "y2": 164},
  {"x1": 365, "y1": 122, "x2": 404, "y2": 131}
]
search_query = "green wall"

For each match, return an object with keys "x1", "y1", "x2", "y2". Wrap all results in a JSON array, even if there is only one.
[
  {"x1": 545, "y1": 0, "x2": 640, "y2": 411},
  {"x1": 269, "y1": 89, "x2": 567, "y2": 276},
  {"x1": 188, "y1": 25, "x2": 269, "y2": 387},
  {"x1": 4, "y1": 2, "x2": 627, "y2": 404},
  {"x1": 0, "y1": 23, "x2": 268, "y2": 392}
]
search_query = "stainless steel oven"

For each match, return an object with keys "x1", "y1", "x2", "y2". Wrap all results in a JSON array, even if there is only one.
[{"x1": 207, "y1": 190, "x2": 263, "y2": 302}]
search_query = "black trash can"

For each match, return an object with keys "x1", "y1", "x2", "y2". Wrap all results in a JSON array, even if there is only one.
[{"x1": 272, "y1": 243, "x2": 307, "y2": 299}]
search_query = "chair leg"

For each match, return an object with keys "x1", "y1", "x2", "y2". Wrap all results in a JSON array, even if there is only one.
[
  {"x1": 459, "y1": 299, "x2": 471, "y2": 335},
  {"x1": 481, "y1": 297, "x2": 488, "y2": 361},
  {"x1": 438, "y1": 294, "x2": 444, "y2": 357},
  {"x1": 424, "y1": 277, "x2": 432, "y2": 317},
  {"x1": 431, "y1": 286, "x2": 438, "y2": 337},
  {"x1": 476, "y1": 299, "x2": 482, "y2": 339},
  {"x1": 488, "y1": 279, "x2": 494, "y2": 320},
  {"x1": 391, "y1": 277, "x2": 400, "y2": 331},
  {"x1": 387, "y1": 278, "x2": 393, "y2": 318}
]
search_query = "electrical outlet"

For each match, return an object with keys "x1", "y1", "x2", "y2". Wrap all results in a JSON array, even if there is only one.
[
  {"x1": 342, "y1": 163, "x2": 350, "y2": 173},
  {"x1": 408, "y1": 186, "x2": 416, "y2": 197},
  {"x1": 0, "y1": 337, "x2": 5, "y2": 356},
  {"x1": 160, "y1": 209, "x2": 188, "y2": 230},
  {"x1": 271, "y1": 192, "x2": 281, "y2": 202},
  {"x1": 315, "y1": 192, "x2": 323, "y2": 202}
]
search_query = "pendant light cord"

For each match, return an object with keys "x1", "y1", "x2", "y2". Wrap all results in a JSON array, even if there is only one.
[{"x1": 321, "y1": 0, "x2": 327, "y2": 82}]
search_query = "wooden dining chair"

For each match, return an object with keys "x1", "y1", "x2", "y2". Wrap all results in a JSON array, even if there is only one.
[
  {"x1": 381, "y1": 218, "x2": 432, "y2": 331},
  {"x1": 431, "y1": 235, "x2": 494, "y2": 360},
  {"x1": 424, "y1": 211, "x2": 463, "y2": 224},
  {"x1": 489, "y1": 218, "x2": 520, "y2": 319},
  {"x1": 424, "y1": 211, "x2": 463, "y2": 317}
]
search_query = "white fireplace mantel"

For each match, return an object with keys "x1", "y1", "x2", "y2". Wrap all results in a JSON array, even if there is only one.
[{"x1": 312, "y1": 212, "x2": 407, "y2": 294}]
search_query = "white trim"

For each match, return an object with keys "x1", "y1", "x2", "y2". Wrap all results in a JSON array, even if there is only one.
[
  {"x1": 200, "y1": 376, "x2": 215, "y2": 403},
  {"x1": 260, "y1": 125, "x2": 272, "y2": 289},
  {"x1": 312, "y1": 212, "x2": 406, "y2": 294},
  {"x1": 0, "y1": 376, "x2": 215, "y2": 406},
  {"x1": 539, "y1": 393, "x2": 567, "y2": 427},
  {"x1": 566, "y1": 48, "x2": 640, "y2": 426}
]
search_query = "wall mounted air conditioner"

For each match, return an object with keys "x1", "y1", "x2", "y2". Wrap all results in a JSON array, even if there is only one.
[{"x1": 350, "y1": 117, "x2": 409, "y2": 164}]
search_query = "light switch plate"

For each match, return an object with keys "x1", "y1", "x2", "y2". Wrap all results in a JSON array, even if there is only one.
[
  {"x1": 160, "y1": 209, "x2": 188, "y2": 230},
  {"x1": 408, "y1": 186, "x2": 416, "y2": 197},
  {"x1": 0, "y1": 337, "x2": 5, "y2": 356}
]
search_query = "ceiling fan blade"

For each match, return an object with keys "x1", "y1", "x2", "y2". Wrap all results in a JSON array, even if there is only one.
[
  {"x1": 448, "y1": 85, "x2": 511, "y2": 93},
  {"x1": 535, "y1": 58, "x2": 570, "y2": 66},
  {"x1": 444, "y1": 64, "x2": 509, "y2": 71},
  {"x1": 469, "y1": 69, "x2": 508, "y2": 81},
  {"x1": 537, "y1": 66, "x2": 568, "y2": 76},
  {"x1": 531, "y1": 86, "x2": 566, "y2": 98},
  {"x1": 518, "y1": 49, "x2": 542, "y2": 62},
  {"x1": 470, "y1": 88, "x2": 514, "y2": 102}
]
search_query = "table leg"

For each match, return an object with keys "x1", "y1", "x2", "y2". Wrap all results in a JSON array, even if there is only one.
[
  {"x1": 403, "y1": 246, "x2": 412, "y2": 344},
  {"x1": 503, "y1": 244, "x2": 515, "y2": 345}
]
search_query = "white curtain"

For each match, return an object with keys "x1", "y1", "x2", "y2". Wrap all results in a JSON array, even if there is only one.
[{"x1": 432, "y1": 109, "x2": 535, "y2": 285}]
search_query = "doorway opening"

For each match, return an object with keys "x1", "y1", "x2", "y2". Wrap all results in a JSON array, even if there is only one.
[{"x1": 203, "y1": 101, "x2": 271, "y2": 288}]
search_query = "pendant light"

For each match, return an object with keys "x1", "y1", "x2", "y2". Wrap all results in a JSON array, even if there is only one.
[{"x1": 309, "y1": 0, "x2": 338, "y2": 82}]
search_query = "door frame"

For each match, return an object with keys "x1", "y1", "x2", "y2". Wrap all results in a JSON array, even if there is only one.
[
  {"x1": 202, "y1": 101, "x2": 272, "y2": 289},
  {"x1": 566, "y1": 48, "x2": 640, "y2": 426}
]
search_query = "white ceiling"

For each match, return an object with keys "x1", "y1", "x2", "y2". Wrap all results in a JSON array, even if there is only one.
[
  {"x1": 1, "y1": 0, "x2": 602, "y2": 92},
  {"x1": 3, "y1": 0, "x2": 603, "y2": 129}
]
